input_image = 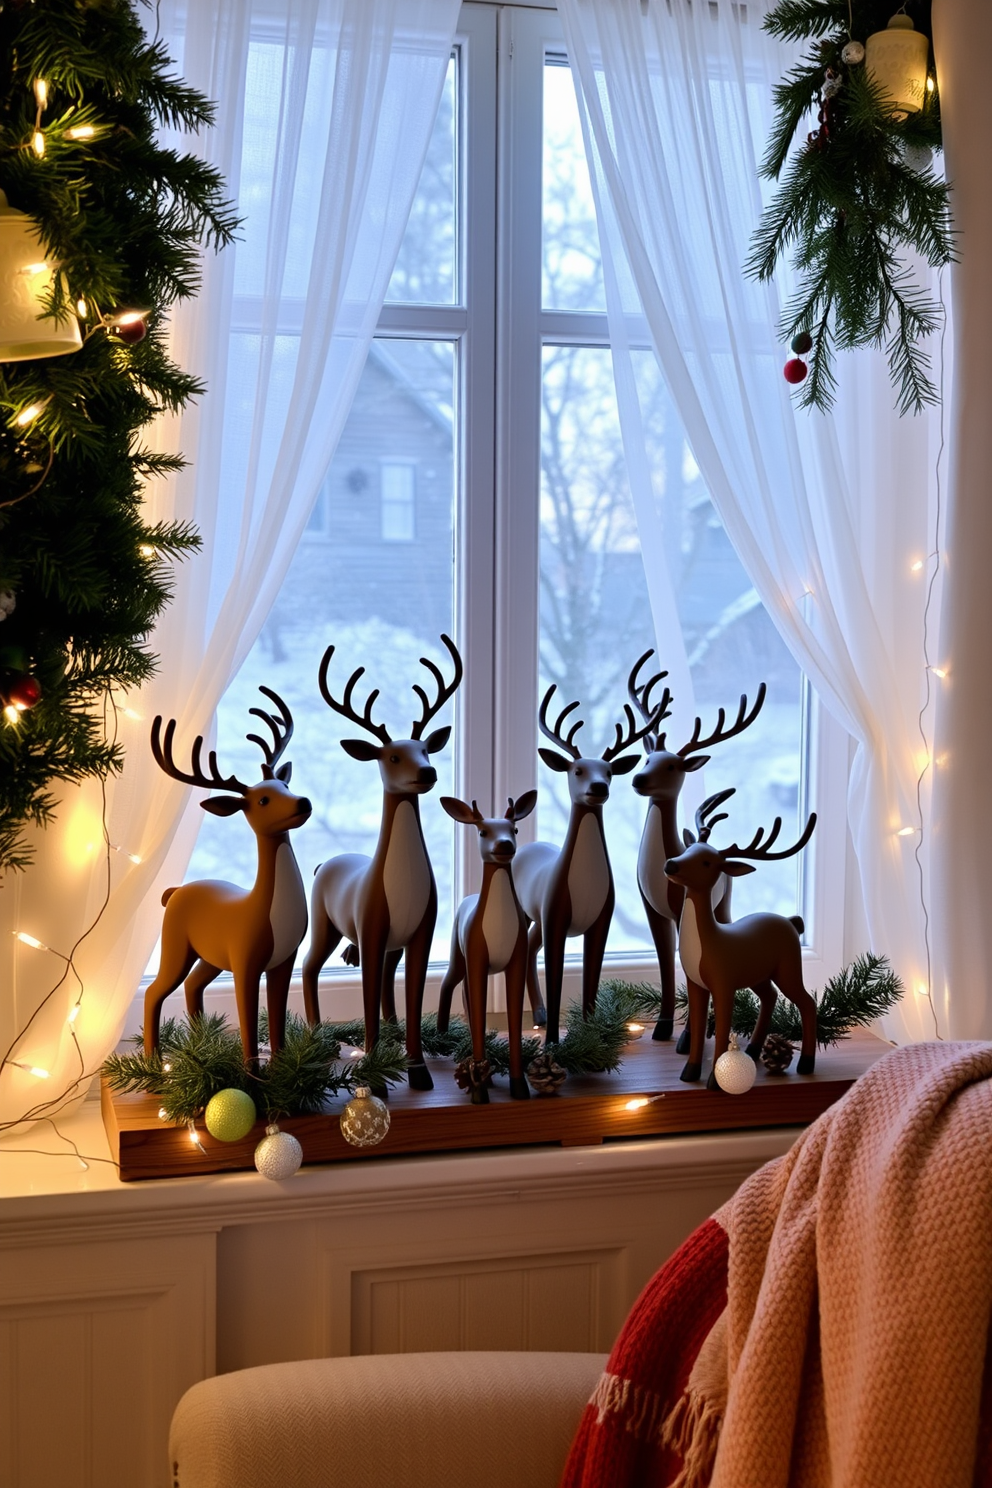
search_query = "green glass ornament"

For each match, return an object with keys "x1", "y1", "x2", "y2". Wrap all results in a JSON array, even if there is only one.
[
  {"x1": 204, "y1": 1087, "x2": 257, "y2": 1142},
  {"x1": 790, "y1": 330, "x2": 813, "y2": 356}
]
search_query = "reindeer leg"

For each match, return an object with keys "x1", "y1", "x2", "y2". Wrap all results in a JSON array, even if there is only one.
[
  {"x1": 438, "y1": 930, "x2": 465, "y2": 1036},
  {"x1": 582, "y1": 887, "x2": 614, "y2": 1019},
  {"x1": 463, "y1": 939, "x2": 491, "y2": 1106},
  {"x1": 233, "y1": 960, "x2": 263, "y2": 1066},
  {"x1": 776, "y1": 965, "x2": 817, "y2": 1074},
  {"x1": 358, "y1": 933, "x2": 388, "y2": 1094},
  {"x1": 301, "y1": 899, "x2": 342, "y2": 1026},
  {"x1": 381, "y1": 948, "x2": 403, "y2": 1028},
  {"x1": 745, "y1": 978, "x2": 778, "y2": 1061},
  {"x1": 506, "y1": 939, "x2": 530, "y2": 1100},
  {"x1": 707, "y1": 984, "x2": 736, "y2": 1091},
  {"x1": 526, "y1": 920, "x2": 547, "y2": 1027},
  {"x1": 403, "y1": 891, "x2": 437, "y2": 1092},
  {"x1": 542, "y1": 908, "x2": 569, "y2": 1048},
  {"x1": 143, "y1": 940, "x2": 199, "y2": 1057},
  {"x1": 183, "y1": 959, "x2": 221, "y2": 1023},
  {"x1": 680, "y1": 979, "x2": 709, "y2": 1083},
  {"x1": 643, "y1": 894, "x2": 676, "y2": 1040},
  {"x1": 265, "y1": 956, "x2": 294, "y2": 1054}
]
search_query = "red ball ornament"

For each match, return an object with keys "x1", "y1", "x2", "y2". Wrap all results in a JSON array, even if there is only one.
[
  {"x1": 784, "y1": 357, "x2": 808, "y2": 385},
  {"x1": 7, "y1": 674, "x2": 41, "y2": 710},
  {"x1": 115, "y1": 316, "x2": 147, "y2": 346}
]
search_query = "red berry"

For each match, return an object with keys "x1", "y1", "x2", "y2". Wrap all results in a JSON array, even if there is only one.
[
  {"x1": 784, "y1": 357, "x2": 808, "y2": 385},
  {"x1": 7, "y1": 673, "x2": 41, "y2": 709},
  {"x1": 115, "y1": 317, "x2": 147, "y2": 345}
]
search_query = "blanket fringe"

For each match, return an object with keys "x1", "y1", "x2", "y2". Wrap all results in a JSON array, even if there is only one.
[
  {"x1": 661, "y1": 1387, "x2": 723, "y2": 1488},
  {"x1": 590, "y1": 1372, "x2": 666, "y2": 1441}
]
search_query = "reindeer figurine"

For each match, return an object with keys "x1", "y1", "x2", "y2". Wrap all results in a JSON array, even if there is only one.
[
  {"x1": 514, "y1": 685, "x2": 663, "y2": 1046},
  {"x1": 436, "y1": 791, "x2": 538, "y2": 1104},
  {"x1": 664, "y1": 813, "x2": 818, "y2": 1088},
  {"x1": 143, "y1": 688, "x2": 311, "y2": 1063},
  {"x1": 302, "y1": 635, "x2": 463, "y2": 1090},
  {"x1": 628, "y1": 649, "x2": 766, "y2": 1043}
]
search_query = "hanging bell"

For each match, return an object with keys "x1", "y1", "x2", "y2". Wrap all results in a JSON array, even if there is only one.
[
  {"x1": 0, "y1": 191, "x2": 82, "y2": 361},
  {"x1": 865, "y1": 15, "x2": 931, "y2": 118}
]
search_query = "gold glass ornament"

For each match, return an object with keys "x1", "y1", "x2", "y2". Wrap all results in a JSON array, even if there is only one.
[
  {"x1": 204, "y1": 1087, "x2": 256, "y2": 1142},
  {"x1": 865, "y1": 16, "x2": 930, "y2": 118},
  {"x1": 340, "y1": 1085, "x2": 391, "y2": 1147},
  {"x1": 714, "y1": 1034, "x2": 757, "y2": 1095},
  {"x1": 0, "y1": 191, "x2": 82, "y2": 361},
  {"x1": 253, "y1": 1123, "x2": 303, "y2": 1180}
]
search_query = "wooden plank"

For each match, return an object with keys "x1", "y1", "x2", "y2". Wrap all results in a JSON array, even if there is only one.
[{"x1": 101, "y1": 1028, "x2": 891, "y2": 1182}]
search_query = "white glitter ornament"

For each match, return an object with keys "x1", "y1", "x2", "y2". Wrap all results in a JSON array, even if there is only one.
[
  {"x1": 714, "y1": 1035, "x2": 757, "y2": 1095},
  {"x1": 903, "y1": 143, "x2": 934, "y2": 174},
  {"x1": 254, "y1": 1123, "x2": 303, "y2": 1180},
  {"x1": 340, "y1": 1085, "x2": 391, "y2": 1148},
  {"x1": 841, "y1": 39, "x2": 865, "y2": 65}
]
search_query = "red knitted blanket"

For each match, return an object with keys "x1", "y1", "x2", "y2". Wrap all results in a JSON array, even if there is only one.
[{"x1": 562, "y1": 1042, "x2": 992, "y2": 1488}]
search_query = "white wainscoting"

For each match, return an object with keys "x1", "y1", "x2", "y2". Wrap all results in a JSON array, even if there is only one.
[{"x1": 0, "y1": 1102, "x2": 797, "y2": 1488}]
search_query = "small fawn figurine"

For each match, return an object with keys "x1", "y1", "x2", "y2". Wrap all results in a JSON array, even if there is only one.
[
  {"x1": 664, "y1": 813, "x2": 818, "y2": 1088},
  {"x1": 514, "y1": 684, "x2": 663, "y2": 1045},
  {"x1": 437, "y1": 792, "x2": 538, "y2": 1104},
  {"x1": 302, "y1": 634, "x2": 463, "y2": 1090},
  {"x1": 627, "y1": 649, "x2": 766, "y2": 1043},
  {"x1": 144, "y1": 688, "x2": 311, "y2": 1062}
]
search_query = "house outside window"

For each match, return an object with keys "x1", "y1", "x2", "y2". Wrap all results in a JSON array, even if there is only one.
[{"x1": 380, "y1": 463, "x2": 417, "y2": 543}]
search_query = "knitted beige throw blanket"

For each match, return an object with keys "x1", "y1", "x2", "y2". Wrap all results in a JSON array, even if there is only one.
[{"x1": 694, "y1": 1040, "x2": 992, "y2": 1488}]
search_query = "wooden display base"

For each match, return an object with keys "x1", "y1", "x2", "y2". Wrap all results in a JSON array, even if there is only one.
[{"x1": 101, "y1": 1028, "x2": 890, "y2": 1182}]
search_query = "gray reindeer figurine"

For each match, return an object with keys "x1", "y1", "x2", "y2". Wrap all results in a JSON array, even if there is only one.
[
  {"x1": 437, "y1": 791, "x2": 538, "y2": 1104},
  {"x1": 514, "y1": 684, "x2": 664, "y2": 1046},
  {"x1": 143, "y1": 688, "x2": 311, "y2": 1062},
  {"x1": 664, "y1": 812, "x2": 818, "y2": 1088},
  {"x1": 302, "y1": 635, "x2": 463, "y2": 1090},
  {"x1": 628, "y1": 649, "x2": 766, "y2": 1043}
]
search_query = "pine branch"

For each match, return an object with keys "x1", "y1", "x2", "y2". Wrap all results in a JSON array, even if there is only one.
[{"x1": 548, "y1": 986, "x2": 629, "y2": 1075}]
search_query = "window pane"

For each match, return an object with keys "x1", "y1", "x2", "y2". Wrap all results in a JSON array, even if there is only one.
[
  {"x1": 386, "y1": 56, "x2": 457, "y2": 306},
  {"x1": 542, "y1": 60, "x2": 605, "y2": 313},
  {"x1": 187, "y1": 339, "x2": 457, "y2": 966},
  {"x1": 537, "y1": 345, "x2": 805, "y2": 955}
]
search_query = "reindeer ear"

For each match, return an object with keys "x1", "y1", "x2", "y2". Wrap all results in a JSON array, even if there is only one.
[
  {"x1": 341, "y1": 738, "x2": 381, "y2": 762},
  {"x1": 509, "y1": 788, "x2": 538, "y2": 822},
  {"x1": 682, "y1": 827, "x2": 696, "y2": 848},
  {"x1": 276, "y1": 762, "x2": 292, "y2": 783},
  {"x1": 608, "y1": 754, "x2": 639, "y2": 776},
  {"x1": 424, "y1": 726, "x2": 451, "y2": 755},
  {"x1": 440, "y1": 796, "x2": 478, "y2": 824},
  {"x1": 723, "y1": 860, "x2": 756, "y2": 877},
  {"x1": 539, "y1": 747, "x2": 571, "y2": 774},
  {"x1": 201, "y1": 795, "x2": 247, "y2": 817},
  {"x1": 684, "y1": 755, "x2": 709, "y2": 773}
]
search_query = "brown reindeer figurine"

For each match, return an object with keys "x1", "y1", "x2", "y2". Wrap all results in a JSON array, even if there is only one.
[
  {"x1": 514, "y1": 685, "x2": 663, "y2": 1046},
  {"x1": 664, "y1": 813, "x2": 818, "y2": 1088},
  {"x1": 628, "y1": 649, "x2": 766, "y2": 1044},
  {"x1": 143, "y1": 688, "x2": 311, "y2": 1062},
  {"x1": 302, "y1": 635, "x2": 463, "y2": 1090},
  {"x1": 436, "y1": 791, "x2": 538, "y2": 1104}
]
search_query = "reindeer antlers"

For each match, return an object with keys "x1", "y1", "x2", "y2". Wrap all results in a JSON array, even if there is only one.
[
  {"x1": 722, "y1": 811, "x2": 817, "y2": 862},
  {"x1": 411, "y1": 634, "x2": 463, "y2": 740},
  {"x1": 247, "y1": 686, "x2": 294, "y2": 771},
  {"x1": 678, "y1": 683, "x2": 767, "y2": 759},
  {"x1": 627, "y1": 650, "x2": 672, "y2": 752},
  {"x1": 318, "y1": 647, "x2": 392, "y2": 743},
  {"x1": 695, "y1": 787, "x2": 735, "y2": 842},
  {"x1": 603, "y1": 698, "x2": 666, "y2": 762},
  {"x1": 151, "y1": 717, "x2": 247, "y2": 795},
  {"x1": 539, "y1": 686, "x2": 584, "y2": 759}
]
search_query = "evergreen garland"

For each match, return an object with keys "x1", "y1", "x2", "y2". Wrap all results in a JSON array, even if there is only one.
[
  {"x1": 326, "y1": 1013, "x2": 543, "y2": 1079},
  {"x1": 670, "y1": 951, "x2": 903, "y2": 1046},
  {"x1": 102, "y1": 1013, "x2": 408, "y2": 1126},
  {"x1": 546, "y1": 984, "x2": 631, "y2": 1076},
  {"x1": 0, "y1": 0, "x2": 237, "y2": 871},
  {"x1": 746, "y1": 0, "x2": 952, "y2": 413}
]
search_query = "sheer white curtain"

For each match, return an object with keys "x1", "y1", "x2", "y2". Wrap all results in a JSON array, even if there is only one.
[
  {"x1": 0, "y1": 0, "x2": 460, "y2": 1126},
  {"x1": 558, "y1": 0, "x2": 946, "y2": 1038}
]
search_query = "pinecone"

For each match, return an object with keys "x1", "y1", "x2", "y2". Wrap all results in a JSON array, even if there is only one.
[
  {"x1": 526, "y1": 1051, "x2": 567, "y2": 1096},
  {"x1": 454, "y1": 1057, "x2": 492, "y2": 1092},
  {"x1": 761, "y1": 1033, "x2": 795, "y2": 1075}
]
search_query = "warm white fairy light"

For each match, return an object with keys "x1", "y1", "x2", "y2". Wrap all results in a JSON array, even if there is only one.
[
  {"x1": 20, "y1": 260, "x2": 48, "y2": 276},
  {"x1": 139, "y1": 544, "x2": 155, "y2": 557},
  {"x1": 111, "y1": 843, "x2": 142, "y2": 865},
  {"x1": 66, "y1": 124, "x2": 95, "y2": 140},
  {"x1": 31, "y1": 130, "x2": 45, "y2": 158},
  {"x1": 15, "y1": 403, "x2": 44, "y2": 426},
  {"x1": 930, "y1": 666, "x2": 947, "y2": 679},
  {"x1": 911, "y1": 559, "x2": 924, "y2": 572},
  {"x1": 162, "y1": 1062, "x2": 172, "y2": 1073},
  {"x1": 67, "y1": 1004, "x2": 81, "y2": 1025},
  {"x1": 158, "y1": 1107, "x2": 168, "y2": 1120},
  {"x1": 623, "y1": 1093, "x2": 664, "y2": 1112},
  {"x1": 15, "y1": 932, "x2": 45, "y2": 949},
  {"x1": 10, "y1": 1060, "x2": 50, "y2": 1079},
  {"x1": 4, "y1": 704, "x2": 20, "y2": 725},
  {"x1": 897, "y1": 826, "x2": 916, "y2": 837}
]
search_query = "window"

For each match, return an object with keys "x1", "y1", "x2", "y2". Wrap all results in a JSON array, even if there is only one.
[{"x1": 188, "y1": 3, "x2": 846, "y2": 998}]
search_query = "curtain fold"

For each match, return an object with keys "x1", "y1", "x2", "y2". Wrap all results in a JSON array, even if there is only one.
[
  {"x1": 558, "y1": 0, "x2": 946, "y2": 1038},
  {"x1": 0, "y1": 0, "x2": 460, "y2": 1126}
]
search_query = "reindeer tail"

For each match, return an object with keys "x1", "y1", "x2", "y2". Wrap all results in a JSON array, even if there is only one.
[
  {"x1": 789, "y1": 915, "x2": 805, "y2": 935},
  {"x1": 161, "y1": 886, "x2": 179, "y2": 907},
  {"x1": 342, "y1": 943, "x2": 360, "y2": 967}
]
